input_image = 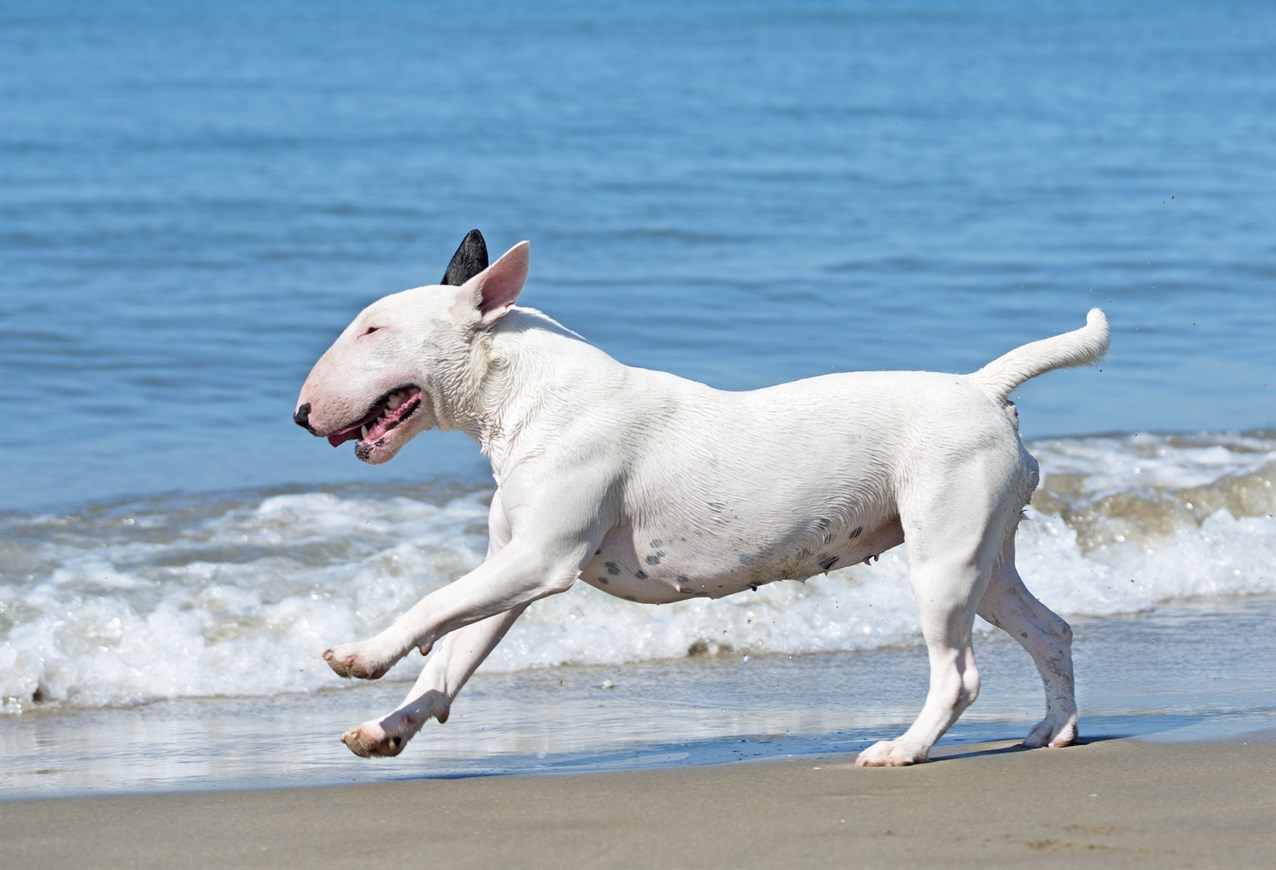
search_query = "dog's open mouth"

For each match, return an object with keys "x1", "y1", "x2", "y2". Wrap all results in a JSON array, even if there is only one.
[{"x1": 326, "y1": 386, "x2": 424, "y2": 457}]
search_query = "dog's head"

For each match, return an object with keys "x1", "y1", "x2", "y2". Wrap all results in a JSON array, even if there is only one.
[{"x1": 294, "y1": 231, "x2": 529, "y2": 464}]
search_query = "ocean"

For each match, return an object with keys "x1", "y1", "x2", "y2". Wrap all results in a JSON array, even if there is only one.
[{"x1": 1, "y1": 0, "x2": 1273, "y2": 796}]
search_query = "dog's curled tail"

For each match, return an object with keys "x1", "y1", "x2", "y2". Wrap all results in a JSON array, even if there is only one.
[{"x1": 970, "y1": 308, "x2": 1110, "y2": 404}]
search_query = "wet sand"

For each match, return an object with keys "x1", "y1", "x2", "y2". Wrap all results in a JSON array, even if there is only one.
[{"x1": 3, "y1": 735, "x2": 1272, "y2": 869}]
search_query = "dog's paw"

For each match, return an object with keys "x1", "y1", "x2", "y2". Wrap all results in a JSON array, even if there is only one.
[
  {"x1": 323, "y1": 643, "x2": 392, "y2": 680},
  {"x1": 1024, "y1": 712, "x2": 1079, "y2": 749},
  {"x1": 340, "y1": 703, "x2": 446, "y2": 759},
  {"x1": 855, "y1": 739, "x2": 929, "y2": 767},
  {"x1": 340, "y1": 721, "x2": 408, "y2": 758}
]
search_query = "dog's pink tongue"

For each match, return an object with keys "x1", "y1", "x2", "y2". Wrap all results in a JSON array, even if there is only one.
[{"x1": 327, "y1": 427, "x2": 362, "y2": 447}]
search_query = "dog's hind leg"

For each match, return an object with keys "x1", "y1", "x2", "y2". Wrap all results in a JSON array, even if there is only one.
[
  {"x1": 855, "y1": 552, "x2": 987, "y2": 767},
  {"x1": 977, "y1": 535, "x2": 1078, "y2": 749},
  {"x1": 856, "y1": 458, "x2": 1020, "y2": 767},
  {"x1": 338, "y1": 604, "x2": 528, "y2": 757}
]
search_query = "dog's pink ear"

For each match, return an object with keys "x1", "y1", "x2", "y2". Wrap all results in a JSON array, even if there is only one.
[{"x1": 464, "y1": 241, "x2": 529, "y2": 326}]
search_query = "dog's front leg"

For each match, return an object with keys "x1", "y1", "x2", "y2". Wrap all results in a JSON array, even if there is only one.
[
  {"x1": 338, "y1": 604, "x2": 528, "y2": 757},
  {"x1": 324, "y1": 538, "x2": 583, "y2": 680}
]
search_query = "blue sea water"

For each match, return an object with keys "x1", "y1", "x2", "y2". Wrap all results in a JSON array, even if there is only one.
[
  {"x1": 1, "y1": 0, "x2": 1273, "y2": 508},
  {"x1": 1, "y1": 0, "x2": 1273, "y2": 795}
]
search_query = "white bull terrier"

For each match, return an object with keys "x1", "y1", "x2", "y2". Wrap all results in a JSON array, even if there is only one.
[{"x1": 295, "y1": 230, "x2": 1109, "y2": 766}]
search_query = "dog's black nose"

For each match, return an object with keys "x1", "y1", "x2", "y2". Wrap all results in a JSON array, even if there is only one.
[{"x1": 294, "y1": 402, "x2": 315, "y2": 432}]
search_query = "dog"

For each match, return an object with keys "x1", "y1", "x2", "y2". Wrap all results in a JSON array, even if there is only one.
[{"x1": 294, "y1": 230, "x2": 1109, "y2": 766}]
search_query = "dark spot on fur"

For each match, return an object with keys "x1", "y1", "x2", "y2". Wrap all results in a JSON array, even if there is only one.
[
  {"x1": 849, "y1": 526, "x2": 864, "y2": 540},
  {"x1": 651, "y1": 539, "x2": 664, "y2": 549},
  {"x1": 750, "y1": 584, "x2": 758, "y2": 592},
  {"x1": 646, "y1": 554, "x2": 661, "y2": 566},
  {"x1": 818, "y1": 554, "x2": 839, "y2": 572},
  {"x1": 596, "y1": 577, "x2": 610, "y2": 585},
  {"x1": 676, "y1": 574, "x2": 691, "y2": 583},
  {"x1": 635, "y1": 569, "x2": 648, "y2": 580},
  {"x1": 605, "y1": 561, "x2": 621, "y2": 576},
  {"x1": 739, "y1": 553, "x2": 755, "y2": 566}
]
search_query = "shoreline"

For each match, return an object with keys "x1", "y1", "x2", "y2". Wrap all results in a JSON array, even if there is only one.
[
  {"x1": 7, "y1": 595, "x2": 1275, "y2": 800},
  {"x1": 3, "y1": 734, "x2": 1273, "y2": 869}
]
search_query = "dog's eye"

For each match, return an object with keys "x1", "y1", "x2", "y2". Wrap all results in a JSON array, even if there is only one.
[{"x1": 360, "y1": 326, "x2": 383, "y2": 337}]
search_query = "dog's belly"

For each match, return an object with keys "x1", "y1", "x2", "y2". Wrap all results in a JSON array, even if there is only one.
[{"x1": 579, "y1": 517, "x2": 904, "y2": 604}]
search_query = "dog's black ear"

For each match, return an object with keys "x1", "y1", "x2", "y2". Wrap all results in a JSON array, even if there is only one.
[{"x1": 441, "y1": 229, "x2": 489, "y2": 286}]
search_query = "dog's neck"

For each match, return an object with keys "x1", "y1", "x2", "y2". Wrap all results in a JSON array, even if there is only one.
[{"x1": 439, "y1": 307, "x2": 610, "y2": 472}]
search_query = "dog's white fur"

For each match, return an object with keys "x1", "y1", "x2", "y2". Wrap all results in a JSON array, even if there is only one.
[{"x1": 296, "y1": 240, "x2": 1109, "y2": 766}]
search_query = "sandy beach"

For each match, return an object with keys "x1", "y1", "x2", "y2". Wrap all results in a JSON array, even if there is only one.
[{"x1": 3, "y1": 734, "x2": 1272, "y2": 870}]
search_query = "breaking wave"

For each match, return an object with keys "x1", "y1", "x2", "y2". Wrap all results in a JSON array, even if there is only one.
[{"x1": 2, "y1": 431, "x2": 1272, "y2": 714}]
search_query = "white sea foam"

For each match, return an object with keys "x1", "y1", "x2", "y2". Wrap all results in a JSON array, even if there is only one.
[{"x1": 2, "y1": 433, "x2": 1272, "y2": 714}]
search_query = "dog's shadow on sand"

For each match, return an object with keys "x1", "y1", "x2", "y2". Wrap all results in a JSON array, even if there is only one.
[
  {"x1": 928, "y1": 734, "x2": 1122, "y2": 764},
  {"x1": 922, "y1": 710, "x2": 1248, "y2": 763}
]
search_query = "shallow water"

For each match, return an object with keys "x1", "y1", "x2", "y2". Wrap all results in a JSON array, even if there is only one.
[{"x1": 2, "y1": 595, "x2": 1271, "y2": 798}]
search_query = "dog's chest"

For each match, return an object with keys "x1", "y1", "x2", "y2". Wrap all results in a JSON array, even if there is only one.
[{"x1": 579, "y1": 517, "x2": 903, "y2": 604}]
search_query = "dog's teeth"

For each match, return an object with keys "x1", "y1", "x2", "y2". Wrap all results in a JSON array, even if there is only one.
[
  {"x1": 361, "y1": 425, "x2": 369, "y2": 439},
  {"x1": 387, "y1": 393, "x2": 403, "y2": 410}
]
